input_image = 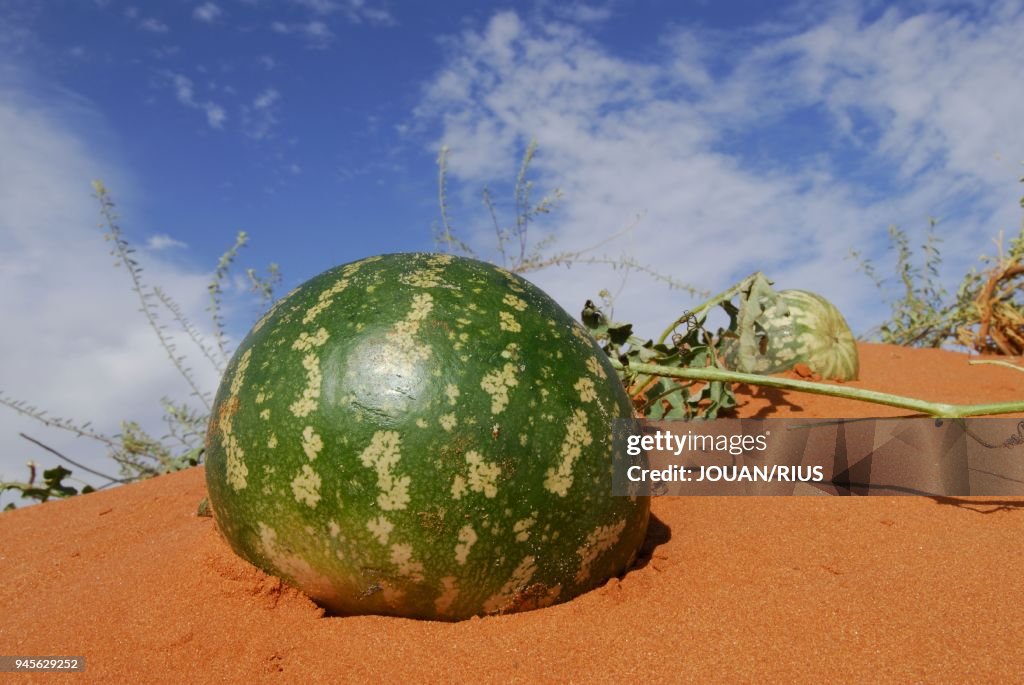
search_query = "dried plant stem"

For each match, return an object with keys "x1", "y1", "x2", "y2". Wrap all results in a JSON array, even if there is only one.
[
  {"x1": 968, "y1": 359, "x2": 1024, "y2": 373},
  {"x1": 154, "y1": 287, "x2": 225, "y2": 374},
  {"x1": 93, "y1": 181, "x2": 211, "y2": 411},
  {"x1": 19, "y1": 433, "x2": 127, "y2": 484}
]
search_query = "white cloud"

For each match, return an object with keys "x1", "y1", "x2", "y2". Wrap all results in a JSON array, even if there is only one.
[
  {"x1": 253, "y1": 87, "x2": 279, "y2": 109},
  {"x1": 146, "y1": 234, "x2": 188, "y2": 250},
  {"x1": 0, "y1": 77, "x2": 225, "y2": 504},
  {"x1": 292, "y1": 0, "x2": 338, "y2": 14},
  {"x1": 138, "y1": 17, "x2": 169, "y2": 33},
  {"x1": 205, "y1": 103, "x2": 226, "y2": 128},
  {"x1": 193, "y1": 2, "x2": 223, "y2": 23},
  {"x1": 166, "y1": 72, "x2": 227, "y2": 129},
  {"x1": 243, "y1": 87, "x2": 280, "y2": 139},
  {"x1": 416, "y1": 4, "x2": 1024, "y2": 337},
  {"x1": 554, "y1": 2, "x2": 613, "y2": 24},
  {"x1": 271, "y1": 19, "x2": 334, "y2": 47},
  {"x1": 290, "y1": 0, "x2": 394, "y2": 24}
]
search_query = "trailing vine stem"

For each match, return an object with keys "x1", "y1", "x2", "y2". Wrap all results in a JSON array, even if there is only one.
[{"x1": 609, "y1": 359, "x2": 1024, "y2": 418}]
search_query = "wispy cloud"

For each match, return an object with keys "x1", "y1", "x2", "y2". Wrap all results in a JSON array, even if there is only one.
[
  {"x1": 416, "y1": 4, "x2": 1024, "y2": 335},
  {"x1": 167, "y1": 72, "x2": 227, "y2": 129},
  {"x1": 271, "y1": 20, "x2": 333, "y2": 48},
  {"x1": 554, "y1": 2, "x2": 613, "y2": 24},
  {"x1": 138, "y1": 17, "x2": 169, "y2": 33},
  {"x1": 243, "y1": 87, "x2": 281, "y2": 139},
  {"x1": 193, "y1": 2, "x2": 222, "y2": 24},
  {"x1": 253, "y1": 87, "x2": 279, "y2": 110},
  {"x1": 290, "y1": 0, "x2": 394, "y2": 25},
  {"x1": 147, "y1": 234, "x2": 188, "y2": 250}
]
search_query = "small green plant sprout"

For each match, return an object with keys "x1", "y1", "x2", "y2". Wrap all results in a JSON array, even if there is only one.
[
  {"x1": 1, "y1": 463, "x2": 93, "y2": 511},
  {"x1": 0, "y1": 182, "x2": 281, "y2": 508}
]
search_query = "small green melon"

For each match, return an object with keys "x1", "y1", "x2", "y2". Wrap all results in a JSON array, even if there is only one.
[
  {"x1": 724, "y1": 289, "x2": 859, "y2": 381},
  {"x1": 204, "y1": 253, "x2": 649, "y2": 620}
]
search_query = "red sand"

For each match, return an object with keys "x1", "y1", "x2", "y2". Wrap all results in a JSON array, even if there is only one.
[{"x1": 1, "y1": 343, "x2": 1022, "y2": 683}]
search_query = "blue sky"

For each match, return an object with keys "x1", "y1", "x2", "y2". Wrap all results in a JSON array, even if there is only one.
[{"x1": 1, "y1": 0, "x2": 1022, "y2": 498}]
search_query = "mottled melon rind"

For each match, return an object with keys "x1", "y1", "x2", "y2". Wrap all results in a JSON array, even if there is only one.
[
  {"x1": 204, "y1": 252, "x2": 650, "y2": 620},
  {"x1": 723, "y1": 289, "x2": 859, "y2": 381}
]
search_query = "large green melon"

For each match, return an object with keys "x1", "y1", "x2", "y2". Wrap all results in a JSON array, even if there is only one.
[{"x1": 204, "y1": 253, "x2": 649, "y2": 620}]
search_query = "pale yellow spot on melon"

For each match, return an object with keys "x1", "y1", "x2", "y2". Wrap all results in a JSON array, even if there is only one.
[
  {"x1": 229, "y1": 348, "x2": 252, "y2": 396},
  {"x1": 575, "y1": 519, "x2": 627, "y2": 584},
  {"x1": 302, "y1": 278, "x2": 350, "y2": 325},
  {"x1": 416, "y1": 418, "x2": 429, "y2": 428},
  {"x1": 289, "y1": 352, "x2": 322, "y2": 418},
  {"x1": 386, "y1": 292, "x2": 434, "y2": 364},
  {"x1": 543, "y1": 409, "x2": 592, "y2": 496},
  {"x1": 292, "y1": 327, "x2": 330, "y2": 352},
  {"x1": 223, "y1": 434, "x2": 248, "y2": 492},
  {"x1": 483, "y1": 555, "x2": 537, "y2": 613},
  {"x1": 267, "y1": 434, "x2": 278, "y2": 449},
  {"x1": 301, "y1": 426, "x2": 323, "y2": 460},
  {"x1": 454, "y1": 525, "x2": 477, "y2": 565},
  {"x1": 574, "y1": 377, "x2": 597, "y2": 403},
  {"x1": 291, "y1": 464, "x2": 321, "y2": 507},
  {"x1": 390, "y1": 543, "x2": 425, "y2": 582},
  {"x1": 513, "y1": 513, "x2": 538, "y2": 542},
  {"x1": 499, "y1": 311, "x2": 521, "y2": 332},
  {"x1": 451, "y1": 474, "x2": 467, "y2": 500},
  {"x1": 439, "y1": 413, "x2": 457, "y2": 431},
  {"x1": 259, "y1": 408, "x2": 270, "y2": 420},
  {"x1": 221, "y1": 348, "x2": 253, "y2": 491},
  {"x1": 445, "y1": 384, "x2": 460, "y2": 406},
  {"x1": 435, "y1": 576, "x2": 460, "y2": 615},
  {"x1": 367, "y1": 515, "x2": 393, "y2": 545},
  {"x1": 586, "y1": 356, "x2": 607, "y2": 380},
  {"x1": 480, "y1": 363, "x2": 519, "y2": 415},
  {"x1": 465, "y1": 450, "x2": 501, "y2": 498},
  {"x1": 328, "y1": 521, "x2": 341, "y2": 538},
  {"x1": 358, "y1": 431, "x2": 411, "y2": 511},
  {"x1": 401, "y1": 267, "x2": 443, "y2": 288},
  {"x1": 502, "y1": 294, "x2": 528, "y2": 311},
  {"x1": 256, "y1": 391, "x2": 266, "y2": 404},
  {"x1": 500, "y1": 342, "x2": 519, "y2": 360}
]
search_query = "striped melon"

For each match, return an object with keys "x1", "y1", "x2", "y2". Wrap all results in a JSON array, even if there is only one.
[
  {"x1": 204, "y1": 253, "x2": 649, "y2": 620},
  {"x1": 724, "y1": 289, "x2": 859, "y2": 381}
]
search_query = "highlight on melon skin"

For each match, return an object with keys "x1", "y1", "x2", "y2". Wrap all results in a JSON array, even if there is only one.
[{"x1": 203, "y1": 252, "x2": 651, "y2": 621}]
